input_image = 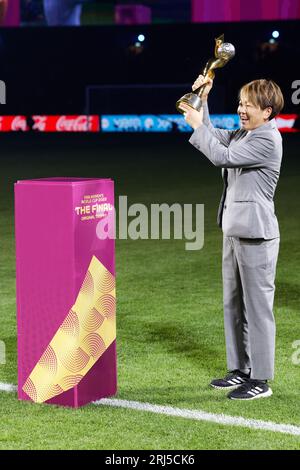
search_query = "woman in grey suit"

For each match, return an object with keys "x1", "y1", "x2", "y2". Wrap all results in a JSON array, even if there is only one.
[{"x1": 179, "y1": 77, "x2": 284, "y2": 400}]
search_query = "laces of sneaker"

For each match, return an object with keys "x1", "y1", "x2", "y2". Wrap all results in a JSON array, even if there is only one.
[{"x1": 234, "y1": 382, "x2": 252, "y2": 392}]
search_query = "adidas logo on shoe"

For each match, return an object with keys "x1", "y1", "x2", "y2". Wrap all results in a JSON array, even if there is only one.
[
  {"x1": 210, "y1": 370, "x2": 250, "y2": 390},
  {"x1": 227, "y1": 379, "x2": 272, "y2": 400}
]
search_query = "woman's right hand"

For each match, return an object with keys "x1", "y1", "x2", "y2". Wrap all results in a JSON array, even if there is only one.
[{"x1": 192, "y1": 74, "x2": 213, "y2": 100}]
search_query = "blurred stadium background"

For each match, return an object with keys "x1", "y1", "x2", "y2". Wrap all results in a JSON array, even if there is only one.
[{"x1": 0, "y1": 0, "x2": 299, "y2": 450}]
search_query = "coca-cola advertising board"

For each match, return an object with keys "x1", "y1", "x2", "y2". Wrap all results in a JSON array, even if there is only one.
[
  {"x1": 0, "y1": 114, "x2": 299, "y2": 133},
  {"x1": 32, "y1": 115, "x2": 100, "y2": 132},
  {"x1": 0, "y1": 115, "x2": 100, "y2": 132}
]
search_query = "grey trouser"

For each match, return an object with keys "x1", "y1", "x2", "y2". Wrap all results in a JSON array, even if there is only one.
[{"x1": 222, "y1": 236, "x2": 280, "y2": 380}]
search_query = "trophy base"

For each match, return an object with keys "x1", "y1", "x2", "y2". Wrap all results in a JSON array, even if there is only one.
[{"x1": 176, "y1": 93, "x2": 203, "y2": 113}]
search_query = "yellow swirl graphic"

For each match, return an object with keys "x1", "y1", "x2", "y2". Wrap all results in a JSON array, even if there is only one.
[
  {"x1": 81, "y1": 307, "x2": 105, "y2": 333},
  {"x1": 95, "y1": 269, "x2": 115, "y2": 294},
  {"x1": 60, "y1": 309, "x2": 80, "y2": 338},
  {"x1": 23, "y1": 256, "x2": 116, "y2": 403},
  {"x1": 81, "y1": 333, "x2": 106, "y2": 359},
  {"x1": 60, "y1": 375, "x2": 83, "y2": 389},
  {"x1": 95, "y1": 295, "x2": 116, "y2": 320},
  {"x1": 81, "y1": 270, "x2": 94, "y2": 301},
  {"x1": 23, "y1": 378, "x2": 38, "y2": 403},
  {"x1": 38, "y1": 345, "x2": 58, "y2": 377},
  {"x1": 57, "y1": 346, "x2": 91, "y2": 374}
]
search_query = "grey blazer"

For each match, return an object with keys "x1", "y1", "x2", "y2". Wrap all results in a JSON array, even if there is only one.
[{"x1": 189, "y1": 102, "x2": 283, "y2": 239}]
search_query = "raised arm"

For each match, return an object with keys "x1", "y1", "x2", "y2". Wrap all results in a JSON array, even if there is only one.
[
  {"x1": 189, "y1": 75, "x2": 234, "y2": 147},
  {"x1": 201, "y1": 99, "x2": 234, "y2": 147},
  {"x1": 189, "y1": 124, "x2": 276, "y2": 169}
]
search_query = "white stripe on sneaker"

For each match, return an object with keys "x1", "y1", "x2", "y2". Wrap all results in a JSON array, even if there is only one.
[
  {"x1": 231, "y1": 378, "x2": 241, "y2": 384},
  {"x1": 231, "y1": 388, "x2": 273, "y2": 401}
]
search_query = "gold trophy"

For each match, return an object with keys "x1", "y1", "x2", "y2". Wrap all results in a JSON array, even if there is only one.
[{"x1": 176, "y1": 34, "x2": 235, "y2": 113}]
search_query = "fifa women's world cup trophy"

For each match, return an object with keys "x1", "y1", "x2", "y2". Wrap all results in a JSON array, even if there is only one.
[{"x1": 176, "y1": 34, "x2": 235, "y2": 113}]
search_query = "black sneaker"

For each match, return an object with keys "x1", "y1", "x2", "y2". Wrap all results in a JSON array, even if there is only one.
[
  {"x1": 227, "y1": 379, "x2": 272, "y2": 400},
  {"x1": 210, "y1": 370, "x2": 250, "y2": 390}
]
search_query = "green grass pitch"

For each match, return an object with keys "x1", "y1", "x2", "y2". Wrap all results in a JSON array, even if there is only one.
[{"x1": 0, "y1": 133, "x2": 299, "y2": 450}]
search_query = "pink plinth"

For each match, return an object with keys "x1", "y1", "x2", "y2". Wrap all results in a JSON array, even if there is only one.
[{"x1": 15, "y1": 177, "x2": 116, "y2": 407}]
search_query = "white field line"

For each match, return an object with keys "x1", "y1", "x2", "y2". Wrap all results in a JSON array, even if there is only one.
[
  {"x1": 0, "y1": 382, "x2": 17, "y2": 393},
  {"x1": 1, "y1": 382, "x2": 300, "y2": 437},
  {"x1": 96, "y1": 398, "x2": 300, "y2": 437}
]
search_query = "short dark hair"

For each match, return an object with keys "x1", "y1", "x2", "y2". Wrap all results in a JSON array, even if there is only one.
[{"x1": 239, "y1": 79, "x2": 284, "y2": 120}]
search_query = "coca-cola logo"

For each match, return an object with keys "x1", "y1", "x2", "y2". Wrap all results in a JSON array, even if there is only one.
[
  {"x1": 0, "y1": 115, "x2": 99, "y2": 132},
  {"x1": 32, "y1": 116, "x2": 47, "y2": 131},
  {"x1": 11, "y1": 116, "x2": 27, "y2": 131},
  {"x1": 56, "y1": 116, "x2": 92, "y2": 132}
]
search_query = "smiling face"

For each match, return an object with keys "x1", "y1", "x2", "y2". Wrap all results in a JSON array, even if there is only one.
[
  {"x1": 237, "y1": 92, "x2": 272, "y2": 131},
  {"x1": 238, "y1": 79, "x2": 284, "y2": 130}
]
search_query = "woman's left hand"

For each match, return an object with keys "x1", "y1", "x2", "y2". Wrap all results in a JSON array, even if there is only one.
[{"x1": 179, "y1": 103, "x2": 203, "y2": 130}]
